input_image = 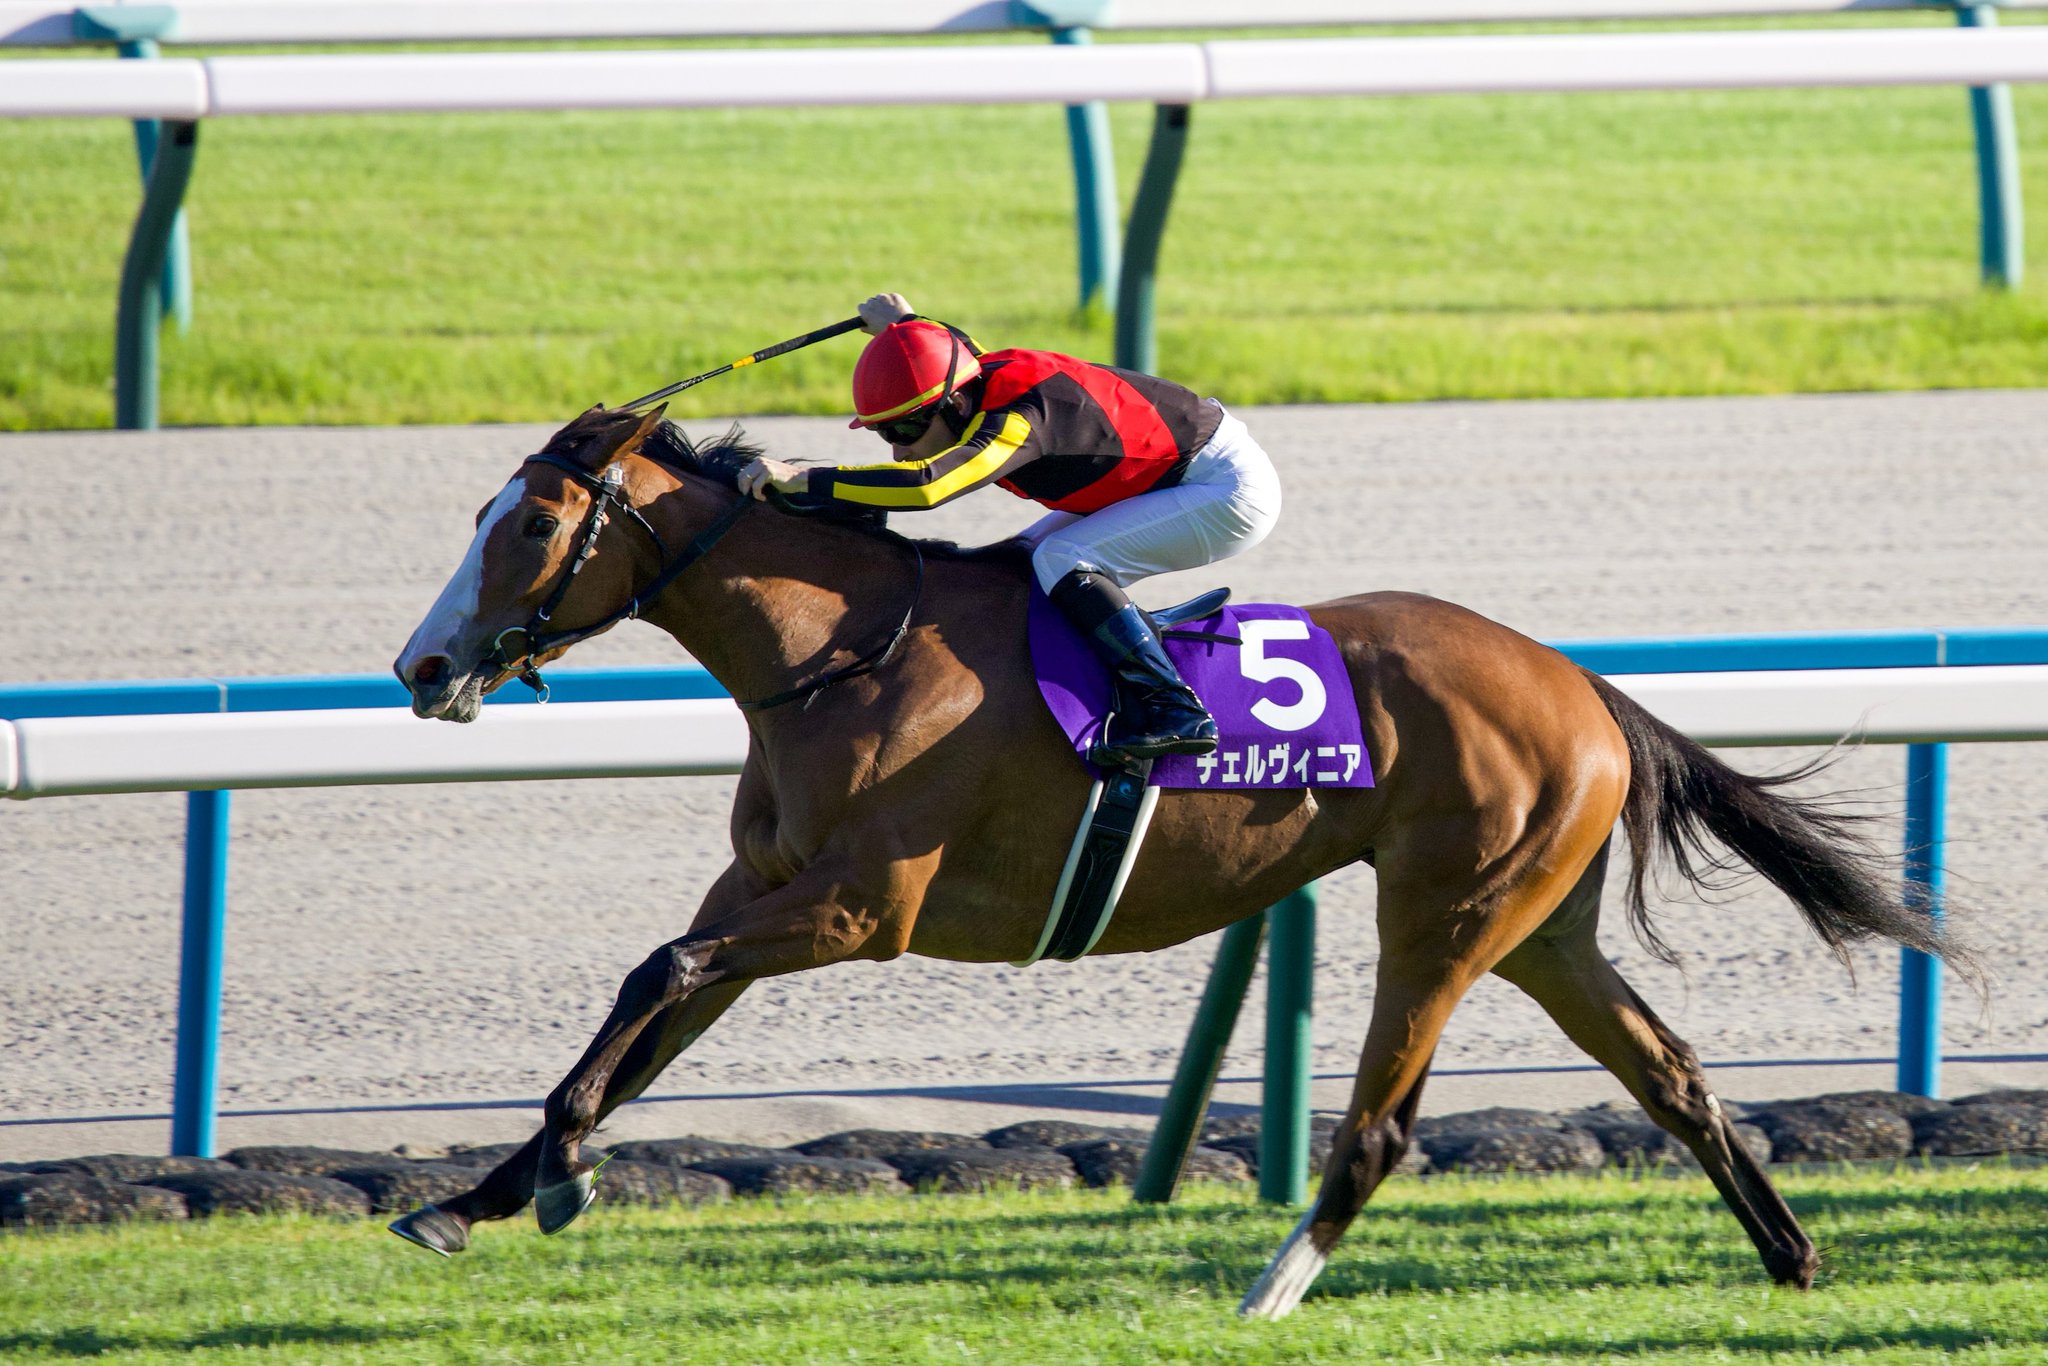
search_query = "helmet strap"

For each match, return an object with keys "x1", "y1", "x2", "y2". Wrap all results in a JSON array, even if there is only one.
[
  {"x1": 929, "y1": 326, "x2": 967, "y2": 437},
  {"x1": 937, "y1": 390, "x2": 971, "y2": 441},
  {"x1": 904, "y1": 314, "x2": 985, "y2": 359}
]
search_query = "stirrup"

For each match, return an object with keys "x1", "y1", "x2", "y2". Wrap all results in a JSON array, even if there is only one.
[
  {"x1": 1091, "y1": 700, "x2": 1218, "y2": 767},
  {"x1": 1095, "y1": 730, "x2": 1217, "y2": 766},
  {"x1": 1151, "y1": 587, "x2": 1231, "y2": 629}
]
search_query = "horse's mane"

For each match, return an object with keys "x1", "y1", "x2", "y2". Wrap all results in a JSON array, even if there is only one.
[
  {"x1": 641, "y1": 415, "x2": 762, "y2": 490},
  {"x1": 643, "y1": 417, "x2": 1033, "y2": 568}
]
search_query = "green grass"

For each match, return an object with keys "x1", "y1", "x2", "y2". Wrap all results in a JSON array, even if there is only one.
[
  {"x1": 12, "y1": 17, "x2": 2048, "y2": 428},
  {"x1": 1, "y1": 1165, "x2": 2044, "y2": 1362}
]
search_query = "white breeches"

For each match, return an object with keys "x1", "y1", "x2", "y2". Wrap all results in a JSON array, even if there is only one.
[{"x1": 1024, "y1": 405, "x2": 1282, "y2": 595}]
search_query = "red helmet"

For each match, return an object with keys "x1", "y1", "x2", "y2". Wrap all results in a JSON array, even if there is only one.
[{"x1": 848, "y1": 319, "x2": 982, "y2": 429}]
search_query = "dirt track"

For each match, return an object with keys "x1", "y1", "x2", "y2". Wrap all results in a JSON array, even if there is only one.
[{"x1": 3, "y1": 391, "x2": 2045, "y2": 1158}]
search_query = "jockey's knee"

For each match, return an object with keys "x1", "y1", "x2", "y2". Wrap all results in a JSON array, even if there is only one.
[{"x1": 1031, "y1": 540, "x2": 1104, "y2": 595}]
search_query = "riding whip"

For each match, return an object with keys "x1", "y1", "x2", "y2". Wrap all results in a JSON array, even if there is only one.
[{"x1": 616, "y1": 316, "x2": 865, "y2": 412}]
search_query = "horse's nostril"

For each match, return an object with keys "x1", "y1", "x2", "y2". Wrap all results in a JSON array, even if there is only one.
[{"x1": 413, "y1": 656, "x2": 449, "y2": 687}]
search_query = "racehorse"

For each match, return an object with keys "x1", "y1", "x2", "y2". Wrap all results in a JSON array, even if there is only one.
[{"x1": 389, "y1": 404, "x2": 1963, "y2": 1319}]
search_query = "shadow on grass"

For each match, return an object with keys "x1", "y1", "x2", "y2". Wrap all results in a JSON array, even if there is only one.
[
  {"x1": 1494, "y1": 1324, "x2": 2002, "y2": 1358},
  {"x1": 627, "y1": 1175, "x2": 2043, "y2": 1307},
  {"x1": 1378, "y1": 1191, "x2": 1703, "y2": 1227},
  {"x1": 1783, "y1": 1181, "x2": 2048, "y2": 1223},
  {"x1": 0, "y1": 1320, "x2": 403, "y2": 1358}
]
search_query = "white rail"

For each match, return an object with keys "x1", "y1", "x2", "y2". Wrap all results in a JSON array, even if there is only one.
[
  {"x1": 1619, "y1": 664, "x2": 2048, "y2": 747},
  {"x1": 0, "y1": 699, "x2": 751, "y2": 797},
  {"x1": 10, "y1": 1, "x2": 2046, "y2": 49},
  {"x1": 7, "y1": 665, "x2": 2046, "y2": 799},
  {"x1": 10, "y1": 27, "x2": 2048, "y2": 119}
]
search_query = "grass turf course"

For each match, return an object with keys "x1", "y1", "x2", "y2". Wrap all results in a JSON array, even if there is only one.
[
  {"x1": 0, "y1": 1165, "x2": 2042, "y2": 1362},
  {"x1": 10, "y1": 15, "x2": 2048, "y2": 429}
]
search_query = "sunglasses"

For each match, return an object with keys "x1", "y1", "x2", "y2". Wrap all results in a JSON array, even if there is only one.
[{"x1": 874, "y1": 409, "x2": 938, "y2": 448}]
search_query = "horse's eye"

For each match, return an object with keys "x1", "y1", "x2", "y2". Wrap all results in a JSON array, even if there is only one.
[{"x1": 523, "y1": 514, "x2": 559, "y2": 540}]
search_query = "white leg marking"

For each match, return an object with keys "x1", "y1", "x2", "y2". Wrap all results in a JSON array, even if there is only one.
[
  {"x1": 398, "y1": 476, "x2": 525, "y2": 672},
  {"x1": 1239, "y1": 1208, "x2": 1328, "y2": 1321}
]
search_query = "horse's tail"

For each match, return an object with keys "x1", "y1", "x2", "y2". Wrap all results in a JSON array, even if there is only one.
[{"x1": 1582, "y1": 669, "x2": 1976, "y2": 984}]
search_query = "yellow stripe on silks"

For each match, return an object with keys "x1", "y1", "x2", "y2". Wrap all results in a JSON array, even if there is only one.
[
  {"x1": 832, "y1": 412, "x2": 1030, "y2": 509},
  {"x1": 838, "y1": 412, "x2": 986, "y2": 481},
  {"x1": 917, "y1": 411, "x2": 1029, "y2": 504}
]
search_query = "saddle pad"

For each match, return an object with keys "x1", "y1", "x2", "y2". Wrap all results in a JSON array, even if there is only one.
[{"x1": 1029, "y1": 591, "x2": 1374, "y2": 790}]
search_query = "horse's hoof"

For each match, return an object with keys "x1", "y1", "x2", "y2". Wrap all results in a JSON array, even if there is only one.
[
  {"x1": 388, "y1": 1204, "x2": 469, "y2": 1257},
  {"x1": 534, "y1": 1170, "x2": 595, "y2": 1235},
  {"x1": 1238, "y1": 1211, "x2": 1327, "y2": 1321}
]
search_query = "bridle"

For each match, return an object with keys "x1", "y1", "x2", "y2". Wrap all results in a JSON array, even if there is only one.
[
  {"x1": 483, "y1": 452, "x2": 748, "y2": 701},
  {"x1": 482, "y1": 449, "x2": 923, "y2": 712}
]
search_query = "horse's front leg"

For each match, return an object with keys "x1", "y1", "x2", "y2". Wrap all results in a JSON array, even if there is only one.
[
  {"x1": 390, "y1": 980, "x2": 751, "y2": 1255},
  {"x1": 533, "y1": 855, "x2": 923, "y2": 1234}
]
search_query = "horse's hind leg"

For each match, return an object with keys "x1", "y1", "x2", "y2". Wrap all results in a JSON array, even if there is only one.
[
  {"x1": 1493, "y1": 905, "x2": 1819, "y2": 1289},
  {"x1": 1240, "y1": 805, "x2": 1616, "y2": 1319}
]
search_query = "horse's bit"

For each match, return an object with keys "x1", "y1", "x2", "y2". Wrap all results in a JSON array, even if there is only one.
[{"x1": 484, "y1": 451, "x2": 923, "y2": 712}]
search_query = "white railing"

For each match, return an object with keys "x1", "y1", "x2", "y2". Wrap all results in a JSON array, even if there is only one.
[
  {"x1": 7, "y1": 11, "x2": 2040, "y2": 421},
  {"x1": 11, "y1": 28, "x2": 2048, "y2": 117},
  {"x1": 0, "y1": 699, "x2": 750, "y2": 797},
  {"x1": 1619, "y1": 664, "x2": 2048, "y2": 746},
  {"x1": 10, "y1": 1, "x2": 2048, "y2": 49},
  {"x1": 7, "y1": 664, "x2": 2048, "y2": 797}
]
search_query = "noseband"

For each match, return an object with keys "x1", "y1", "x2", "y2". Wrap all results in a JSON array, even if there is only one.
[{"x1": 485, "y1": 452, "x2": 750, "y2": 701}]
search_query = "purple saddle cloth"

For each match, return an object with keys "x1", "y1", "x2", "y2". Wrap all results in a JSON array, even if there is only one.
[{"x1": 1028, "y1": 591, "x2": 1374, "y2": 790}]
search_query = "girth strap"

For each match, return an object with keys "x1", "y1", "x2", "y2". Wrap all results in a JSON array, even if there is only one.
[{"x1": 1013, "y1": 760, "x2": 1161, "y2": 967}]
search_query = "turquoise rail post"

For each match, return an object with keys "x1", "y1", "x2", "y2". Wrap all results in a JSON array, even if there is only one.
[
  {"x1": 120, "y1": 42, "x2": 194, "y2": 334},
  {"x1": 114, "y1": 120, "x2": 200, "y2": 430},
  {"x1": 1014, "y1": 2, "x2": 1119, "y2": 313},
  {"x1": 77, "y1": 7, "x2": 193, "y2": 333},
  {"x1": 1897, "y1": 743, "x2": 1948, "y2": 1097},
  {"x1": 1053, "y1": 27, "x2": 1121, "y2": 313},
  {"x1": 1114, "y1": 104, "x2": 1191, "y2": 374},
  {"x1": 1958, "y1": 3, "x2": 2024, "y2": 289},
  {"x1": 1133, "y1": 913, "x2": 1266, "y2": 1203},
  {"x1": 172, "y1": 790, "x2": 231, "y2": 1157},
  {"x1": 1261, "y1": 886, "x2": 1317, "y2": 1204}
]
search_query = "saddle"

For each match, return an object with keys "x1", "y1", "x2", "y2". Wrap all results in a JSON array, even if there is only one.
[
  {"x1": 1013, "y1": 587, "x2": 1229, "y2": 967},
  {"x1": 1016, "y1": 584, "x2": 1375, "y2": 966}
]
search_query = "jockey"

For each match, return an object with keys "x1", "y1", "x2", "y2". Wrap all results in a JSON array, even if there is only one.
[{"x1": 736, "y1": 292, "x2": 1282, "y2": 766}]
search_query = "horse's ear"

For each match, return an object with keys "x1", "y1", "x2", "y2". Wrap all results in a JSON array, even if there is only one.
[
  {"x1": 539, "y1": 404, "x2": 613, "y2": 459},
  {"x1": 626, "y1": 404, "x2": 669, "y2": 453},
  {"x1": 577, "y1": 405, "x2": 662, "y2": 469}
]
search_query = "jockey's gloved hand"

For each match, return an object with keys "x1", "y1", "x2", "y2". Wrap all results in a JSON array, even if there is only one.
[
  {"x1": 737, "y1": 456, "x2": 808, "y2": 501},
  {"x1": 858, "y1": 293, "x2": 915, "y2": 336}
]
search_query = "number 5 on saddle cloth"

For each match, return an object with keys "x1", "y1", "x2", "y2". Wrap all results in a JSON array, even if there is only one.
[{"x1": 1015, "y1": 588, "x2": 1375, "y2": 966}]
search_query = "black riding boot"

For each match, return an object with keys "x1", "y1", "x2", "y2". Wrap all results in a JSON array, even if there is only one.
[{"x1": 1049, "y1": 568, "x2": 1218, "y2": 765}]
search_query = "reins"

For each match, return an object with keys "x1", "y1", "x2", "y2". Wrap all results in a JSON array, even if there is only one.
[
  {"x1": 486, "y1": 446, "x2": 924, "y2": 713},
  {"x1": 735, "y1": 534, "x2": 924, "y2": 713}
]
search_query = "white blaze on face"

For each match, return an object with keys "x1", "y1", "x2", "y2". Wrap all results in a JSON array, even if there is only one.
[{"x1": 398, "y1": 475, "x2": 528, "y2": 675}]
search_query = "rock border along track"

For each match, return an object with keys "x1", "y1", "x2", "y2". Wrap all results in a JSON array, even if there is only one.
[{"x1": 5, "y1": 1089, "x2": 2046, "y2": 1230}]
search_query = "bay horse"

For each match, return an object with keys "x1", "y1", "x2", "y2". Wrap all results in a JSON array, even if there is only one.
[{"x1": 390, "y1": 405, "x2": 1961, "y2": 1319}]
